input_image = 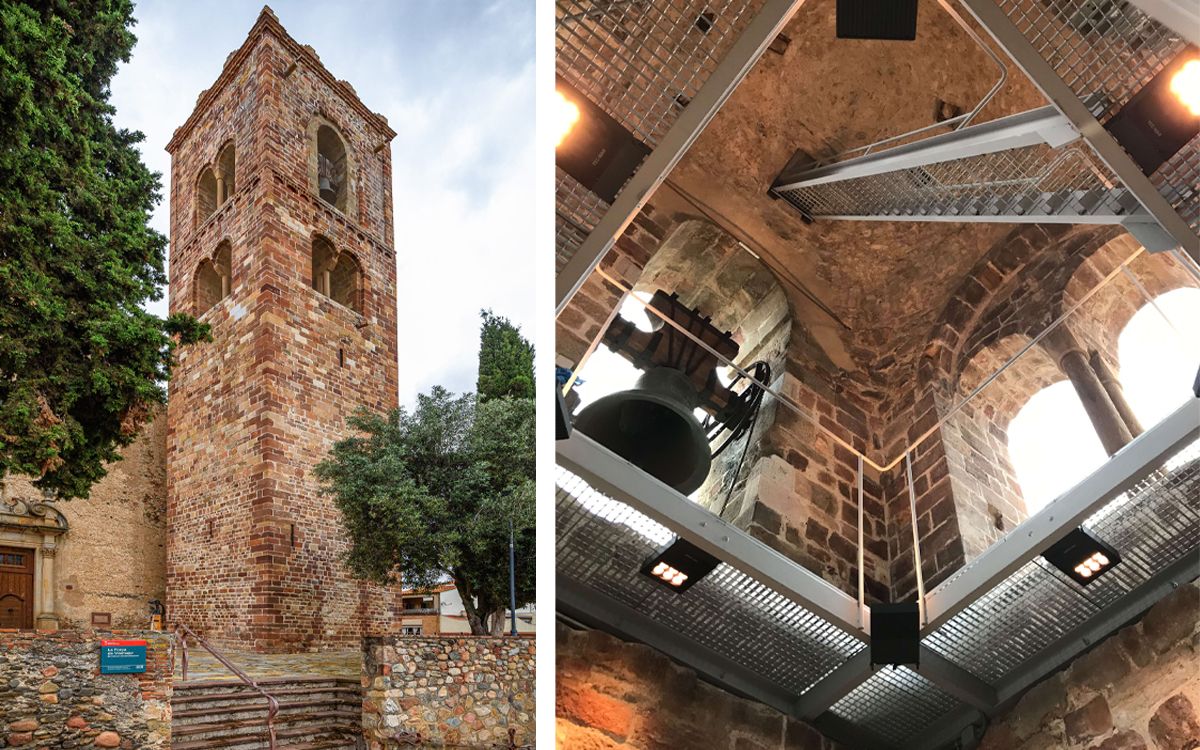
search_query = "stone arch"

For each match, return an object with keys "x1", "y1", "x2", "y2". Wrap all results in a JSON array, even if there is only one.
[
  {"x1": 307, "y1": 116, "x2": 356, "y2": 216},
  {"x1": 194, "y1": 240, "x2": 232, "y2": 315},
  {"x1": 195, "y1": 167, "x2": 218, "y2": 226},
  {"x1": 216, "y1": 140, "x2": 236, "y2": 199},
  {"x1": 311, "y1": 234, "x2": 362, "y2": 313}
]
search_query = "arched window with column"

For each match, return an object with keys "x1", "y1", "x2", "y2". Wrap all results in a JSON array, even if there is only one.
[
  {"x1": 194, "y1": 241, "x2": 233, "y2": 315},
  {"x1": 311, "y1": 235, "x2": 362, "y2": 313},
  {"x1": 196, "y1": 167, "x2": 218, "y2": 226},
  {"x1": 216, "y1": 141, "x2": 236, "y2": 202}
]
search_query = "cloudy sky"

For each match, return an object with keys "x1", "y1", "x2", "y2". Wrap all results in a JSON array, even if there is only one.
[{"x1": 111, "y1": 1, "x2": 535, "y2": 407}]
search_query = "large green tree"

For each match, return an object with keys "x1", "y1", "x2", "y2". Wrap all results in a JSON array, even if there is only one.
[
  {"x1": 315, "y1": 389, "x2": 534, "y2": 634},
  {"x1": 318, "y1": 313, "x2": 536, "y2": 634},
  {"x1": 0, "y1": 1, "x2": 206, "y2": 499},
  {"x1": 476, "y1": 309, "x2": 534, "y2": 402}
]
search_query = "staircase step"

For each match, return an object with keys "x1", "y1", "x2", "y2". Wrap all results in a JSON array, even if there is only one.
[
  {"x1": 171, "y1": 723, "x2": 360, "y2": 750},
  {"x1": 174, "y1": 710, "x2": 358, "y2": 737},
  {"x1": 173, "y1": 686, "x2": 359, "y2": 709},
  {"x1": 175, "y1": 676, "x2": 359, "y2": 692},
  {"x1": 173, "y1": 697, "x2": 359, "y2": 721}
]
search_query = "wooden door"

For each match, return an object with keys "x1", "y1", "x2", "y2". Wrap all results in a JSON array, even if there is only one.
[{"x1": 0, "y1": 546, "x2": 34, "y2": 629}]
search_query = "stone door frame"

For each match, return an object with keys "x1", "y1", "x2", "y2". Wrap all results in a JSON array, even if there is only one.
[{"x1": 0, "y1": 493, "x2": 69, "y2": 630}]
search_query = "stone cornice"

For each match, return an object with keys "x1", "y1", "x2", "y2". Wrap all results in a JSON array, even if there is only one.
[
  {"x1": 166, "y1": 5, "x2": 396, "y2": 154},
  {"x1": 0, "y1": 496, "x2": 69, "y2": 535}
]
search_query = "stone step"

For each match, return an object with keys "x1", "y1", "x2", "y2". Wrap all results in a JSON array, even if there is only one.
[
  {"x1": 174, "y1": 709, "x2": 358, "y2": 736},
  {"x1": 173, "y1": 697, "x2": 360, "y2": 722},
  {"x1": 174, "y1": 684, "x2": 361, "y2": 704},
  {"x1": 174, "y1": 676, "x2": 360, "y2": 694},
  {"x1": 170, "y1": 718, "x2": 360, "y2": 750}
]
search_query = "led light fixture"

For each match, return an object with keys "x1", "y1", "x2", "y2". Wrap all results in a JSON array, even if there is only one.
[
  {"x1": 1105, "y1": 48, "x2": 1200, "y2": 175},
  {"x1": 554, "y1": 77, "x2": 651, "y2": 203},
  {"x1": 640, "y1": 538, "x2": 720, "y2": 593},
  {"x1": 870, "y1": 602, "x2": 920, "y2": 668},
  {"x1": 1042, "y1": 527, "x2": 1121, "y2": 586}
]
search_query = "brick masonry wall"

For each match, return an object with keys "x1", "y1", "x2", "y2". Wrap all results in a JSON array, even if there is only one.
[
  {"x1": 0, "y1": 630, "x2": 171, "y2": 748},
  {"x1": 557, "y1": 623, "x2": 845, "y2": 750},
  {"x1": 362, "y1": 636, "x2": 535, "y2": 749},
  {"x1": 166, "y1": 9, "x2": 401, "y2": 651},
  {"x1": 978, "y1": 581, "x2": 1200, "y2": 750}
]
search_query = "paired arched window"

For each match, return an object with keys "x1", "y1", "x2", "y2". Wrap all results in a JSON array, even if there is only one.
[
  {"x1": 195, "y1": 141, "x2": 236, "y2": 226},
  {"x1": 315, "y1": 125, "x2": 349, "y2": 211},
  {"x1": 1007, "y1": 286, "x2": 1200, "y2": 511},
  {"x1": 311, "y1": 235, "x2": 362, "y2": 313},
  {"x1": 194, "y1": 241, "x2": 233, "y2": 315}
]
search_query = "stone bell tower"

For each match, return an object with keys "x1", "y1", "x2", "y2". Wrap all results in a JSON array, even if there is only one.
[{"x1": 164, "y1": 7, "x2": 399, "y2": 651}]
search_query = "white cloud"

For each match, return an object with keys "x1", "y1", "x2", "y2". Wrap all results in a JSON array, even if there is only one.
[{"x1": 109, "y1": 1, "x2": 535, "y2": 407}]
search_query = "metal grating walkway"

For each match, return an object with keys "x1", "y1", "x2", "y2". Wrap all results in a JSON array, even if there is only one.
[
  {"x1": 557, "y1": 405, "x2": 1200, "y2": 749},
  {"x1": 557, "y1": 466, "x2": 864, "y2": 696},
  {"x1": 554, "y1": 0, "x2": 767, "y2": 272},
  {"x1": 769, "y1": 0, "x2": 1198, "y2": 249}
]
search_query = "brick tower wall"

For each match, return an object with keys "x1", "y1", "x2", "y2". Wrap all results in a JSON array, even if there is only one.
[{"x1": 166, "y1": 9, "x2": 400, "y2": 651}]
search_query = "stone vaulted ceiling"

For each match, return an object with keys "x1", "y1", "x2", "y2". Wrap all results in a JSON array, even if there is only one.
[{"x1": 665, "y1": 0, "x2": 1053, "y2": 385}]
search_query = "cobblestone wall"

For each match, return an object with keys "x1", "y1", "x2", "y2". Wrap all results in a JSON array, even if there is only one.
[
  {"x1": 362, "y1": 635, "x2": 535, "y2": 749},
  {"x1": 0, "y1": 630, "x2": 171, "y2": 748},
  {"x1": 556, "y1": 623, "x2": 844, "y2": 750},
  {"x1": 979, "y1": 581, "x2": 1200, "y2": 750}
]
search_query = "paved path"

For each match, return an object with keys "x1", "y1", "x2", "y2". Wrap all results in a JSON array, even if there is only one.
[{"x1": 177, "y1": 648, "x2": 360, "y2": 683}]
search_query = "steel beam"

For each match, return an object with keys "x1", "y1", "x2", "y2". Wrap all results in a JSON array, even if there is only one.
[
  {"x1": 906, "y1": 548, "x2": 1199, "y2": 750},
  {"x1": 771, "y1": 106, "x2": 1077, "y2": 191},
  {"x1": 795, "y1": 650, "x2": 873, "y2": 719},
  {"x1": 557, "y1": 576, "x2": 800, "y2": 716},
  {"x1": 959, "y1": 0, "x2": 1200, "y2": 259},
  {"x1": 923, "y1": 398, "x2": 1200, "y2": 633},
  {"x1": 555, "y1": 0, "x2": 807, "y2": 313},
  {"x1": 916, "y1": 648, "x2": 998, "y2": 712},
  {"x1": 557, "y1": 431, "x2": 866, "y2": 639}
]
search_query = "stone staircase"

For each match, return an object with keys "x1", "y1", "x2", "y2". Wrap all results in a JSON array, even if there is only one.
[{"x1": 171, "y1": 676, "x2": 363, "y2": 750}]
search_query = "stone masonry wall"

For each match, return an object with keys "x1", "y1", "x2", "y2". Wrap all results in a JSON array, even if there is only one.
[
  {"x1": 0, "y1": 630, "x2": 171, "y2": 748},
  {"x1": 978, "y1": 580, "x2": 1200, "y2": 750},
  {"x1": 557, "y1": 622, "x2": 845, "y2": 750},
  {"x1": 166, "y1": 9, "x2": 401, "y2": 651},
  {"x1": 3, "y1": 412, "x2": 167, "y2": 630},
  {"x1": 362, "y1": 636, "x2": 535, "y2": 749}
]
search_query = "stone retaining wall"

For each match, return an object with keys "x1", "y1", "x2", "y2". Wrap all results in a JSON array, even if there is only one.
[
  {"x1": 979, "y1": 580, "x2": 1200, "y2": 750},
  {"x1": 0, "y1": 629, "x2": 171, "y2": 748},
  {"x1": 362, "y1": 635, "x2": 535, "y2": 748}
]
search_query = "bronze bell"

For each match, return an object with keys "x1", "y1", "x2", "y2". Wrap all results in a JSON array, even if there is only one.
[{"x1": 574, "y1": 366, "x2": 712, "y2": 494}]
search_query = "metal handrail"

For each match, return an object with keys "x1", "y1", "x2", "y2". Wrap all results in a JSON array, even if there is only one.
[{"x1": 173, "y1": 623, "x2": 279, "y2": 750}]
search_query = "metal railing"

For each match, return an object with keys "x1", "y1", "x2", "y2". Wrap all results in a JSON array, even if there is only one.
[{"x1": 173, "y1": 623, "x2": 280, "y2": 750}]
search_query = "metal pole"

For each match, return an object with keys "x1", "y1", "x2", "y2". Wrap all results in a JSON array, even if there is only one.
[
  {"x1": 509, "y1": 519, "x2": 518, "y2": 637},
  {"x1": 905, "y1": 452, "x2": 927, "y2": 626},
  {"x1": 857, "y1": 456, "x2": 866, "y2": 631}
]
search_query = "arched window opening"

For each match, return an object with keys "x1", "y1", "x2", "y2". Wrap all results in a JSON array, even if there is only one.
[
  {"x1": 196, "y1": 168, "x2": 218, "y2": 225},
  {"x1": 316, "y1": 125, "x2": 348, "y2": 211},
  {"x1": 1117, "y1": 287, "x2": 1200, "y2": 429},
  {"x1": 1007, "y1": 381, "x2": 1108, "y2": 514},
  {"x1": 194, "y1": 241, "x2": 232, "y2": 315},
  {"x1": 216, "y1": 142, "x2": 236, "y2": 203},
  {"x1": 311, "y1": 236, "x2": 362, "y2": 313}
]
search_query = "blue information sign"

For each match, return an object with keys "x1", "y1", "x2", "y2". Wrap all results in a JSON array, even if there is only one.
[{"x1": 100, "y1": 640, "x2": 147, "y2": 674}]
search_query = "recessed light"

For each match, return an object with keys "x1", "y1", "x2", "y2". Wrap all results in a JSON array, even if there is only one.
[{"x1": 640, "y1": 538, "x2": 719, "y2": 593}]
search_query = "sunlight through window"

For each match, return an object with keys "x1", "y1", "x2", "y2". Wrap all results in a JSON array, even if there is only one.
[
  {"x1": 1117, "y1": 287, "x2": 1200, "y2": 429},
  {"x1": 1008, "y1": 381, "x2": 1109, "y2": 514}
]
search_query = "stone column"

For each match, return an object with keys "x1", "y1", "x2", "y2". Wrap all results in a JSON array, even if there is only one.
[
  {"x1": 1088, "y1": 350, "x2": 1143, "y2": 438},
  {"x1": 1043, "y1": 327, "x2": 1133, "y2": 456},
  {"x1": 215, "y1": 174, "x2": 225, "y2": 206},
  {"x1": 35, "y1": 540, "x2": 59, "y2": 631}
]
